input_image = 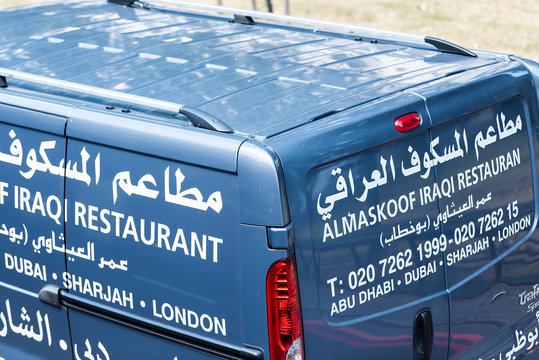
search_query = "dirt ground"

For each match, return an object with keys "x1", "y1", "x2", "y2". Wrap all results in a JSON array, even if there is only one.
[{"x1": 1, "y1": 0, "x2": 538, "y2": 60}]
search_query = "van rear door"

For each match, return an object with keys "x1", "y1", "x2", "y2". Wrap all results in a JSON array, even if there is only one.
[
  {"x1": 410, "y1": 60, "x2": 539, "y2": 359},
  {"x1": 269, "y1": 92, "x2": 451, "y2": 359}
]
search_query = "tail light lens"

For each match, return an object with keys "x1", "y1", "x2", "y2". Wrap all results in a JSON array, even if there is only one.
[
  {"x1": 394, "y1": 112, "x2": 422, "y2": 132},
  {"x1": 267, "y1": 256, "x2": 304, "y2": 360}
]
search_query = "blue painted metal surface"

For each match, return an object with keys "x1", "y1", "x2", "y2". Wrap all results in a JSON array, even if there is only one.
[
  {"x1": 0, "y1": 1, "x2": 496, "y2": 138},
  {"x1": 68, "y1": 309, "x2": 227, "y2": 359},
  {"x1": 67, "y1": 106, "x2": 245, "y2": 173},
  {"x1": 0, "y1": 1, "x2": 539, "y2": 360},
  {"x1": 267, "y1": 91, "x2": 451, "y2": 359},
  {"x1": 267, "y1": 61, "x2": 539, "y2": 359},
  {"x1": 237, "y1": 141, "x2": 289, "y2": 226},
  {"x1": 408, "y1": 61, "x2": 539, "y2": 360},
  {"x1": 0, "y1": 104, "x2": 72, "y2": 358}
]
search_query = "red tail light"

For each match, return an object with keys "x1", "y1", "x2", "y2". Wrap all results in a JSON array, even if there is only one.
[
  {"x1": 394, "y1": 112, "x2": 422, "y2": 132},
  {"x1": 267, "y1": 256, "x2": 304, "y2": 360}
]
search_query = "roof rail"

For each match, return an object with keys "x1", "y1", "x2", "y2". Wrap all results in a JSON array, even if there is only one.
[
  {"x1": 0, "y1": 68, "x2": 232, "y2": 133},
  {"x1": 425, "y1": 37, "x2": 476, "y2": 57},
  {"x1": 126, "y1": 0, "x2": 476, "y2": 57},
  {"x1": 109, "y1": 0, "x2": 136, "y2": 5}
]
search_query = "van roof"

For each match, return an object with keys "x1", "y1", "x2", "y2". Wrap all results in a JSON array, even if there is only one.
[{"x1": 0, "y1": 0, "x2": 500, "y2": 137}]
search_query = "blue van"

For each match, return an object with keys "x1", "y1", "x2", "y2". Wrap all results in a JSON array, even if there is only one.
[{"x1": 0, "y1": 1, "x2": 538, "y2": 359}]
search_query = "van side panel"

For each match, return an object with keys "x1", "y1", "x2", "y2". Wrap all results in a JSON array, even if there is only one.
[
  {"x1": 63, "y1": 107, "x2": 248, "y2": 357},
  {"x1": 68, "y1": 310, "x2": 229, "y2": 360},
  {"x1": 0, "y1": 103, "x2": 73, "y2": 359}
]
